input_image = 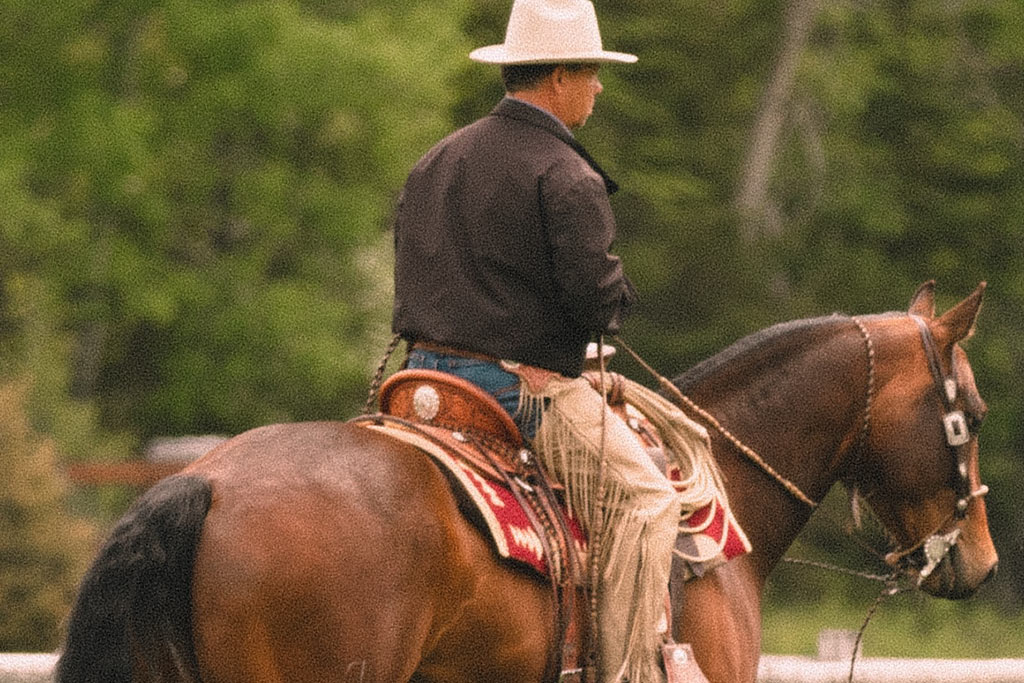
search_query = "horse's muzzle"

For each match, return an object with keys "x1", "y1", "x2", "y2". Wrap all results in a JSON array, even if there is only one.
[{"x1": 918, "y1": 543, "x2": 998, "y2": 599}]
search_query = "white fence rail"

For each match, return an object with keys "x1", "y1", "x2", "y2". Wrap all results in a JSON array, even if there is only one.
[
  {"x1": 758, "y1": 656, "x2": 1024, "y2": 682},
  {"x1": 5, "y1": 652, "x2": 1024, "y2": 682},
  {"x1": 0, "y1": 654, "x2": 54, "y2": 683}
]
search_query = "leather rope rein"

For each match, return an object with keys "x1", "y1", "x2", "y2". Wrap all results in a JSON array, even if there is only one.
[
  {"x1": 612, "y1": 334, "x2": 825, "y2": 508},
  {"x1": 616, "y1": 310, "x2": 989, "y2": 541},
  {"x1": 585, "y1": 338, "x2": 611, "y2": 675}
]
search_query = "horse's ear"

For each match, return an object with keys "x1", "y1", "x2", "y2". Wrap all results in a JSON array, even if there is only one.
[
  {"x1": 936, "y1": 281, "x2": 986, "y2": 343},
  {"x1": 908, "y1": 280, "x2": 936, "y2": 318}
]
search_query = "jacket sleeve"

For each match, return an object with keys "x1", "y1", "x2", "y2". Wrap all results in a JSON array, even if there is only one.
[{"x1": 542, "y1": 163, "x2": 638, "y2": 334}]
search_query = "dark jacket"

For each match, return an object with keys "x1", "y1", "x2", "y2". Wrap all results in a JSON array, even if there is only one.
[{"x1": 392, "y1": 97, "x2": 636, "y2": 377}]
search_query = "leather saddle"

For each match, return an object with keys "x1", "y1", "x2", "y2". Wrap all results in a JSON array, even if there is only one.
[{"x1": 378, "y1": 368, "x2": 527, "y2": 476}]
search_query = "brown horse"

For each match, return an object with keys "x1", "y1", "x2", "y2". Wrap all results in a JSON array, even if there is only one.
[{"x1": 56, "y1": 282, "x2": 997, "y2": 683}]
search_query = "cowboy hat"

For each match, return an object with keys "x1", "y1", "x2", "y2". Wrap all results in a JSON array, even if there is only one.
[{"x1": 469, "y1": 0, "x2": 637, "y2": 65}]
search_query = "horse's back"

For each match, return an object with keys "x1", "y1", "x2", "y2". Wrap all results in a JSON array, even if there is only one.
[{"x1": 188, "y1": 421, "x2": 552, "y2": 682}]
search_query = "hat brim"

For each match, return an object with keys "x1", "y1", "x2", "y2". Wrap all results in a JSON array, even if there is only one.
[{"x1": 469, "y1": 44, "x2": 637, "y2": 65}]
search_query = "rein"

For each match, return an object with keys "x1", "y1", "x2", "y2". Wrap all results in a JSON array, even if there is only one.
[{"x1": 613, "y1": 335, "x2": 820, "y2": 508}]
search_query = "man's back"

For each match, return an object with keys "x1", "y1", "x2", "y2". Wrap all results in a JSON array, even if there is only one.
[{"x1": 393, "y1": 97, "x2": 630, "y2": 377}]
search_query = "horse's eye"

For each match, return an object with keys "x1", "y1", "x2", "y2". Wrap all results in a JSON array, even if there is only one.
[{"x1": 966, "y1": 411, "x2": 984, "y2": 433}]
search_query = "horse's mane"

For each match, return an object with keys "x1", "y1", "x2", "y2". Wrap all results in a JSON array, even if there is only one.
[{"x1": 674, "y1": 311, "x2": 904, "y2": 391}]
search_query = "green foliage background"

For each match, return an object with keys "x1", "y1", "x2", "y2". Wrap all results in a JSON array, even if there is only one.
[
  {"x1": 2, "y1": 0, "x2": 1022, "y2": 654},
  {"x1": 0, "y1": 381, "x2": 94, "y2": 650}
]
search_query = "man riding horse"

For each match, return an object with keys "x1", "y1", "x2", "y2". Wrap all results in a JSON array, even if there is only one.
[{"x1": 391, "y1": 1, "x2": 681, "y2": 680}]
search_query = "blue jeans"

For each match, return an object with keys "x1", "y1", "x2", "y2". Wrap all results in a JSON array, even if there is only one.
[{"x1": 405, "y1": 348, "x2": 535, "y2": 439}]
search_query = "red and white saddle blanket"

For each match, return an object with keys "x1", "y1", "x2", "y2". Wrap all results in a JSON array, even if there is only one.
[
  {"x1": 361, "y1": 419, "x2": 586, "y2": 575},
  {"x1": 357, "y1": 368, "x2": 750, "y2": 580},
  {"x1": 667, "y1": 461, "x2": 752, "y2": 578}
]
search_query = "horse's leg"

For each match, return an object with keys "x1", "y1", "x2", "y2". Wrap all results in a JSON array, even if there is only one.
[
  {"x1": 411, "y1": 510, "x2": 553, "y2": 683},
  {"x1": 677, "y1": 561, "x2": 763, "y2": 683}
]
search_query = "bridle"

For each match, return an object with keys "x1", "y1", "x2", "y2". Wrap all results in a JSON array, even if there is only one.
[
  {"x1": 824, "y1": 315, "x2": 992, "y2": 683},
  {"x1": 872, "y1": 314, "x2": 989, "y2": 583},
  {"x1": 620, "y1": 313, "x2": 990, "y2": 584},
  {"x1": 910, "y1": 314, "x2": 986, "y2": 515}
]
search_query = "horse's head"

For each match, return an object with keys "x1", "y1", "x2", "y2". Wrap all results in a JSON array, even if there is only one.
[{"x1": 851, "y1": 281, "x2": 997, "y2": 598}]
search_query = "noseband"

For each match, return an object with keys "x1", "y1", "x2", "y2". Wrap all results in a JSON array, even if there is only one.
[{"x1": 877, "y1": 315, "x2": 989, "y2": 582}]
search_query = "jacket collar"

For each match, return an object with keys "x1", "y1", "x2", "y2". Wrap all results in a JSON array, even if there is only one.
[{"x1": 490, "y1": 97, "x2": 619, "y2": 194}]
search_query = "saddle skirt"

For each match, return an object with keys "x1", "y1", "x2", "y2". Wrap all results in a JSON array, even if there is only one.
[{"x1": 354, "y1": 367, "x2": 750, "y2": 581}]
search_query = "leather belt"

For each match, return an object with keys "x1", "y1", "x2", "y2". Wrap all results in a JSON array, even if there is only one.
[{"x1": 410, "y1": 341, "x2": 502, "y2": 364}]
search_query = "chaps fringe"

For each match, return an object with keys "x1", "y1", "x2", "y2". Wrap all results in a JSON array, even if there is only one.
[{"x1": 515, "y1": 372, "x2": 726, "y2": 683}]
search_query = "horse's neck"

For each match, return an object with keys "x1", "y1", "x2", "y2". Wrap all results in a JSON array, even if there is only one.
[{"x1": 682, "y1": 320, "x2": 869, "y2": 576}]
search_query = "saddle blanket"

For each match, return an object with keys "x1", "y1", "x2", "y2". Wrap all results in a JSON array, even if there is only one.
[
  {"x1": 366, "y1": 422, "x2": 748, "y2": 579},
  {"x1": 363, "y1": 423, "x2": 584, "y2": 574},
  {"x1": 670, "y1": 470, "x2": 751, "y2": 578}
]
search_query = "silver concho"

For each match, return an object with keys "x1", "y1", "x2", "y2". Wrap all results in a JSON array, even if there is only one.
[{"x1": 412, "y1": 384, "x2": 440, "y2": 421}]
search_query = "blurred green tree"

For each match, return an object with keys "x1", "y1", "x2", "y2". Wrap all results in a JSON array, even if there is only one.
[
  {"x1": 3, "y1": 0, "x2": 470, "y2": 439},
  {"x1": 0, "y1": 158, "x2": 134, "y2": 469}
]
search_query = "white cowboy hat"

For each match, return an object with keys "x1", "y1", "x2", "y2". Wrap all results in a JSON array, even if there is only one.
[{"x1": 469, "y1": 0, "x2": 637, "y2": 65}]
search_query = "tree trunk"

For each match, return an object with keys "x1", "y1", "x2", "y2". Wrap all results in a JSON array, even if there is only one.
[{"x1": 736, "y1": 0, "x2": 821, "y2": 241}]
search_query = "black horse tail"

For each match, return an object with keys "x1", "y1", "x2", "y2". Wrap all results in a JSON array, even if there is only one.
[{"x1": 56, "y1": 475, "x2": 213, "y2": 683}]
